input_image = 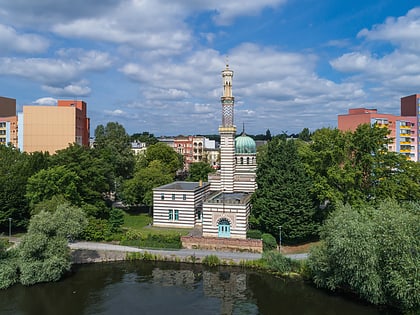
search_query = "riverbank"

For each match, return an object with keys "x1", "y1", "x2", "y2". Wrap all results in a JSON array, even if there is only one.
[{"x1": 69, "y1": 241, "x2": 267, "y2": 264}]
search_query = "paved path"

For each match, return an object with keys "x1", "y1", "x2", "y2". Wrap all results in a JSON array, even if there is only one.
[{"x1": 69, "y1": 241, "x2": 308, "y2": 262}]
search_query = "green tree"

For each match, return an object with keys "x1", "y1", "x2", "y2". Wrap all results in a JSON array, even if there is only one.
[
  {"x1": 307, "y1": 200, "x2": 419, "y2": 311},
  {"x1": 51, "y1": 144, "x2": 109, "y2": 205},
  {"x1": 138, "y1": 142, "x2": 183, "y2": 175},
  {"x1": 252, "y1": 137, "x2": 319, "y2": 244},
  {"x1": 187, "y1": 161, "x2": 215, "y2": 181},
  {"x1": 94, "y1": 122, "x2": 135, "y2": 189},
  {"x1": 0, "y1": 146, "x2": 48, "y2": 229},
  {"x1": 17, "y1": 204, "x2": 87, "y2": 286},
  {"x1": 121, "y1": 160, "x2": 173, "y2": 207},
  {"x1": 26, "y1": 166, "x2": 81, "y2": 208},
  {"x1": 301, "y1": 125, "x2": 420, "y2": 208},
  {"x1": 298, "y1": 128, "x2": 311, "y2": 142},
  {"x1": 130, "y1": 132, "x2": 158, "y2": 146}
]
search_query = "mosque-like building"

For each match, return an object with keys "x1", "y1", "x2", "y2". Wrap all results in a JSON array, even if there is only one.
[{"x1": 153, "y1": 64, "x2": 257, "y2": 240}]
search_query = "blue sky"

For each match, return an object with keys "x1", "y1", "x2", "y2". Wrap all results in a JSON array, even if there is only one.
[{"x1": 0, "y1": 0, "x2": 419, "y2": 136}]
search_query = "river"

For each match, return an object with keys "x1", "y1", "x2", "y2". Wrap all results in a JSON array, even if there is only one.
[{"x1": 0, "y1": 261, "x2": 395, "y2": 315}]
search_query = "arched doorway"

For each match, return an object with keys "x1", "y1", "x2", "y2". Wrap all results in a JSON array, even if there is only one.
[{"x1": 218, "y1": 218, "x2": 231, "y2": 238}]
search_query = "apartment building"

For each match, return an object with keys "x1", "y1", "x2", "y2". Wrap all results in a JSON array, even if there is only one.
[{"x1": 0, "y1": 96, "x2": 18, "y2": 147}]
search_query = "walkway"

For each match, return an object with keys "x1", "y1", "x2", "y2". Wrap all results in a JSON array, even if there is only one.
[{"x1": 69, "y1": 241, "x2": 308, "y2": 262}]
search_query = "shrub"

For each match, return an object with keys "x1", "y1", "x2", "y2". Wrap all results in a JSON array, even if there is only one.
[
  {"x1": 247, "y1": 229, "x2": 262, "y2": 239},
  {"x1": 0, "y1": 253, "x2": 19, "y2": 289},
  {"x1": 82, "y1": 218, "x2": 112, "y2": 241},
  {"x1": 262, "y1": 251, "x2": 293, "y2": 274},
  {"x1": 261, "y1": 233, "x2": 277, "y2": 251},
  {"x1": 202, "y1": 255, "x2": 221, "y2": 267}
]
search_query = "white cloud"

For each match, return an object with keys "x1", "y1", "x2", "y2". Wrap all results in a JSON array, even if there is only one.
[
  {"x1": 33, "y1": 97, "x2": 57, "y2": 106},
  {"x1": 0, "y1": 24, "x2": 49, "y2": 54},
  {"x1": 42, "y1": 82, "x2": 92, "y2": 97},
  {"x1": 358, "y1": 7, "x2": 420, "y2": 51}
]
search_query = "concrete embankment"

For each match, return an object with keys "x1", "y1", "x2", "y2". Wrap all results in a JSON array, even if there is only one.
[{"x1": 69, "y1": 241, "x2": 263, "y2": 264}]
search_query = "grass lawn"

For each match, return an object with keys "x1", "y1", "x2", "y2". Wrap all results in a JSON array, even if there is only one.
[{"x1": 122, "y1": 212, "x2": 191, "y2": 236}]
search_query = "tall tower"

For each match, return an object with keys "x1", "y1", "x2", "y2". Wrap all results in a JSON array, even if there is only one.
[{"x1": 219, "y1": 63, "x2": 236, "y2": 192}]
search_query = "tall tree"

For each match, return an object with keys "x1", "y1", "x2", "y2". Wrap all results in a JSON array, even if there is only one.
[
  {"x1": 0, "y1": 146, "x2": 42, "y2": 229},
  {"x1": 300, "y1": 125, "x2": 420, "y2": 208},
  {"x1": 51, "y1": 144, "x2": 109, "y2": 205},
  {"x1": 94, "y1": 122, "x2": 135, "y2": 188},
  {"x1": 252, "y1": 136, "x2": 319, "y2": 244}
]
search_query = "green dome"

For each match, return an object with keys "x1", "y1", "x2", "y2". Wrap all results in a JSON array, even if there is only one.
[{"x1": 235, "y1": 133, "x2": 256, "y2": 154}]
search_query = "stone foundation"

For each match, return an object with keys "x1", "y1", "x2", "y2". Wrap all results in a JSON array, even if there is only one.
[{"x1": 181, "y1": 236, "x2": 263, "y2": 253}]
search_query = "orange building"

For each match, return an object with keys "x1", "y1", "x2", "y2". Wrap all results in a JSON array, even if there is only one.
[
  {"x1": 0, "y1": 96, "x2": 18, "y2": 147},
  {"x1": 338, "y1": 107, "x2": 417, "y2": 161},
  {"x1": 21, "y1": 100, "x2": 90, "y2": 153}
]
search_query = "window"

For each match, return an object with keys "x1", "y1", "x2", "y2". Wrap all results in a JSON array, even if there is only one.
[
  {"x1": 172, "y1": 194, "x2": 175, "y2": 200},
  {"x1": 168, "y1": 210, "x2": 173, "y2": 220},
  {"x1": 161, "y1": 193, "x2": 165, "y2": 200},
  {"x1": 183, "y1": 194, "x2": 186, "y2": 200},
  {"x1": 174, "y1": 210, "x2": 179, "y2": 221}
]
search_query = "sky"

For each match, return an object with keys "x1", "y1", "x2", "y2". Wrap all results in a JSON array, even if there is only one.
[{"x1": 0, "y1": 0, "x2": 420, "y2": 136}]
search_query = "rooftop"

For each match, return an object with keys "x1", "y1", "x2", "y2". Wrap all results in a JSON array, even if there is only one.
[
  {"x1": 206, "y1": 191, "x2": 251, "y2": 204},
  {"x1": 154, "y1": 181, "x2": 209, "y2": 191}
]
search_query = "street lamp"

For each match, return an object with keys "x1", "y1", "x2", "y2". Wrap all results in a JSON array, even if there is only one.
[
  {"x1": 8, "y1": 218, "x2": 12, "y2": 238},
  {"x1": 278, "y1": 226, "x2": 282, "y2": 253}
]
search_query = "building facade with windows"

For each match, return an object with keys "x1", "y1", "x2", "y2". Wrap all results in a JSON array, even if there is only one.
[
  {"x1": 0, "y1": 96, "x2": 18, "y2": 147},
  {"x1": 338, "y1": 106, "x2": 418, "y2": 161},
  {"x1": 153, "y1": 64, "x2": 256, "y2": 239}
]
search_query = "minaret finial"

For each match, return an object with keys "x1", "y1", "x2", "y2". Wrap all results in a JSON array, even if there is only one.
[
  {"x1": 242, "y1": 122, "x2": 245, "y2": 135},
  {"x1": 225, "y1": 55, "x2": 229, "y2": 68}
]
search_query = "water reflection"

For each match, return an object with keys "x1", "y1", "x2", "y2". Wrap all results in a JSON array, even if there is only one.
[{"x1": 0, "y1": 261, "x2": 390, "y2": 315}]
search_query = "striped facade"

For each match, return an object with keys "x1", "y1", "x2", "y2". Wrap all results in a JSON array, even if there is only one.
[
  {"x1": 202, "y1": 191, "x2": 251, "y2": 239},
  {"x1": 152, "y1": 181, "x2": 210, "y2": 228},
  {"x1": 219, "y1": 127, "x2": 236, "y2": 193}
]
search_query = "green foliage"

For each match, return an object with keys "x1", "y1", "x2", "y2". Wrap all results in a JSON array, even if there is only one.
[
  {"x1": 202, "y1": 255, "x2": 221, "y2": 267},
  {"x1": 301, "y1": 125, "x2": 420, "y2": 210},
  {"x1": 0, "y1": 254, "x2": 19, "y2": 289},
  {"x1": 15, "y1": 204, "x2": 87, "y2": 287},
  {"x1": 82, "y1": 217, "x2": 112, "y2": 241},
  {"x1": 252, "y1": 137, "x2": 320, "y2": 243},
  {"x1": 262, "y1": 251, "x2": 294, "y2": 274},
  {"x1": 130, "y1": 132, "x2": 158, "y2": 146},
  {"x1": 138, "y1": 142, "x2": 183, "y2": 175},
  {"x1": 298, "y1": 127, "x2": 311, "y2": 142},
  {"x1": 187, "y1": 161, "x2": 215, "y2": 182},
  {"x1": 246, "y1": 229, "x2": 262, "y2": 239},
  {"x1": 261, "y1": 233, "x2": 277, "y2": 252},
  {"x1": 51, "y1": 144, "x2": 110, "y2": 205},
  {"x1": 0, "y1": 145, "x2": 45, "y2": 228},
  {"x1": 26, "y1": 166, "x2": 81, "y2": 208},
  {"x1": 307, "y1": 200, "x2": 420, "y2": 311},
  {"x1": 121, "y1": 160, "x2": 173, "y2": 207},
  {"x1": 108, "y1": 208, "x2": 125, "y2": 232},
  {"x1": 94, "y1": 122, "x2": 135, "y2": 182},
  {"x1": 31, "y1": 194, "x2": 68, "y2": 215}
]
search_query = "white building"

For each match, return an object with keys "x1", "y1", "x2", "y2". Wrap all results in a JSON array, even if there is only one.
[{"x1": 153, "y1": 64, "x2": 256, "y2": 239}]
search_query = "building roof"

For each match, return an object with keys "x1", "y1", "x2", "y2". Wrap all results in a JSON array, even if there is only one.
[
  {"x1": 205, "y1": 191, "x2": 251, "y2": 204},
  {"x1": 153, "y1": 181, "x2": 209, "y2": 191},
  {"x1": 235, "y1": 132, "x2": 256, "y2": 154}
]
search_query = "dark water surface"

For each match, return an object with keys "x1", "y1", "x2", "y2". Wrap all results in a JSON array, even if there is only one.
[{"x1": 0, "y1": 261, "x2": 393, "y2": 315}]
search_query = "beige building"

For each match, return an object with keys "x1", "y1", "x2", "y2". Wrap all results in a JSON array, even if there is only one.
[{"x1": 20, "y1": 100, "x2": 89, "y2": 153}]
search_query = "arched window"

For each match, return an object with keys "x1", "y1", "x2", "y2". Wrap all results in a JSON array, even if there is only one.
[
  {"x1": 247, "y1": 157, "x2": 250, "y2": 164},
  {"x1": 240, "y1": 157, "x2": 243, "y2": 164}
]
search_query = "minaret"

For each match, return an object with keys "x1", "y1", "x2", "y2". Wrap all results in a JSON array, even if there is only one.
[{"x1": 219, "y1": 63, "x2": 236, "y2": 193}]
